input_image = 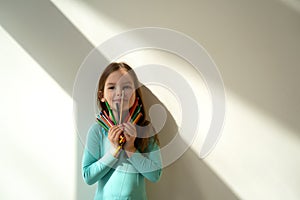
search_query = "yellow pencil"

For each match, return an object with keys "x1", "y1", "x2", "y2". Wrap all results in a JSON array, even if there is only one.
[{"x1": 132, "y1": 113, "x2": 142, "y2": 124}]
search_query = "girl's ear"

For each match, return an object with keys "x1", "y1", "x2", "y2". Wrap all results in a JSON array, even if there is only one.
[{"x1": 98, "y1": 91, "x2": 105, "y2": 102}]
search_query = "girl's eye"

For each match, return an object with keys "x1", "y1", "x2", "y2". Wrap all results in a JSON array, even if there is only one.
[
  {"x1": 123, "y1": 85, "x2": 132, "y2": 90},
  {"x1": 108, "y1": 86, "x2": 115, "y2": 90}
]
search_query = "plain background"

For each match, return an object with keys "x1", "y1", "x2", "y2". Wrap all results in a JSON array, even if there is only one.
[{"x1": 0, "y1": 0, "x2": 299, "y2": 199}]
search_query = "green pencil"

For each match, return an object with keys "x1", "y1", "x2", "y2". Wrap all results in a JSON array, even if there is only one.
[
  {"x1": 131, "y1": 105, "x2": 141, "y2": 122},
  {"x1": 105, "y1": 100, "x2": 117, "y2": 125},
  {"x1": 96, "y1": 118, "x2": 109, "y2": 131}
]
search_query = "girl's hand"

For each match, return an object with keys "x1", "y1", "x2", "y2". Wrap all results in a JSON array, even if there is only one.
[
  {"x1": 108, "y1": 125, "x2": 123, "y2": 149},
  {"x1": 122, "y1": 123, "x2": 137, "y2": 154}
]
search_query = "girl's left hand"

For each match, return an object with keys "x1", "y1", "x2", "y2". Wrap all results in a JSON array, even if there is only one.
[{"x1": 122, "y1": 122, "x2": 137, "y2": 153}]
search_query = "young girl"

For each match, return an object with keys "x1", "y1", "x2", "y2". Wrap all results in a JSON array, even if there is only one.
[{"x1": 82, "y1": 62, "x2": 162, "y2": 200}]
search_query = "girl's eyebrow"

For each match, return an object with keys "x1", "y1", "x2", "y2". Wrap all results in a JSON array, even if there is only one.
[
  {"x1": 106, "y1": 81, "x2": 132, "y2": 86},
  {"x1": 122, "y1": 81, "x2": 133, "y2": 85}
]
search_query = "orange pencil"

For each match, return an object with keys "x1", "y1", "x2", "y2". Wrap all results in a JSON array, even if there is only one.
[
  {"x1": 125, "y1": 98, "x2": 139, "y2": 122},
  {"x1": 132, "y1": 113, "x2": 142, "y2": 124}
]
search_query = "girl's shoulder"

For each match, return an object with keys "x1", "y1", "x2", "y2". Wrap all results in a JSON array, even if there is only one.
[
  {"x1": 88, "y1": 122, "x2": 108, "y2": 138},
  {"x1": 89, "y1": 122, "x2": 102, "y2": 131}
]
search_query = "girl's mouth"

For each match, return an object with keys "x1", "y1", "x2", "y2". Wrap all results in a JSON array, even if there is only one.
[{"x1": 113, "y1": 99, "x2": 127, "y2": 103}]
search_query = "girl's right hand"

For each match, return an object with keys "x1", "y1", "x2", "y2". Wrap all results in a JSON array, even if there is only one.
[{"x1": 108, "y1": 125, "x2": 123, "y2": 148}]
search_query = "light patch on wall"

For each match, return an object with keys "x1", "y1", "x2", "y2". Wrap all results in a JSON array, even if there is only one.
[
  {"x1": 0, "y1": 26, "x2": 76, "y2": 199},
  {"x1": 279, "y1": 0, "x2": 300, "y2": 14},
  {"x1": 51, "y1": 0, "x2": 125, "y2": 46},
  {"x1": 205, "y1": 91, "x2": 300, "y2": 200},
  {"x1": 115, "y1": 49, "x2": 213, "y2": 156}
]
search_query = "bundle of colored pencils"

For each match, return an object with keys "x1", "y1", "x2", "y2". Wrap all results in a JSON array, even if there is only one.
[{"x1": 96, "y1": 97, "x2": 143, "y2": 146}]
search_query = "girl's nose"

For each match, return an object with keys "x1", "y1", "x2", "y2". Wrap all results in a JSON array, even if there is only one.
[{"x1": 116, "y1": 87, "x2": 122, "y2": 97}]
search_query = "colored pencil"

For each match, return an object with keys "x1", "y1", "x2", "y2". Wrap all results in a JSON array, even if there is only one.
[
  {"x1": 96, "y1": 96, "x2": 142, "y2": 147},
  {"x1": 96, "y1": 118, "x2": 109, "y2": 131},
  {"x1": 99, "y1": 113, "x2": 113, "y2": 127},
  {"x1": 125, "y1": 98, "x2": 139, "y2": 122},
  {"x1": 116, "y1": 102, "x2": 120, "y2": 124},
  {"x1": 132, "y1": 113, "x2": 142, "y2": 124},
  {"x1": 105, "y1": 100, "x2": 117, "y2": 124},
  {"x1": 119, "y1": 90, "x2": 124, "y2": 124},
  {"x1": 103, "y1": 110, "x2": 114, "y2": 125},
  {"x1": 131, "y1": 105, "x2": 142, "y2": 122}
]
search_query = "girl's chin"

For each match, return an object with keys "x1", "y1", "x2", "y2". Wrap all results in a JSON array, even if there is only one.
[{"x1": 110, "y1": 101, "x2": 133, "y2": 111}]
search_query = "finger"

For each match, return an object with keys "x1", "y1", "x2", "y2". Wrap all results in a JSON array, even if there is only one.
[
  {"x1": 123, "y1": 123, "x2": 136, "y2": 132},
  {"x1": 108, "y1": 126, "x2": 117, "y2": 135},
  {"x1": 109, "y1": 126, "x2": 121, "y2": 135},
  {"x1": 123, "y1": 128, "x2": 134, "y2": 137},
  {"x1": 124, "y1": 131, "x2": 136, "y2": 140},
  {"x1": 114, "y1": 129, "x2": 123, "y2": 139},
  {"x1": 123, "y1": 132, "x2": 132, "y2": 141},
  {"x1": 109, "y1": 126, "x2": 122, "y2": 142},
  {"x1": 123, "y1": 122, "x2": 135, "y2": 129},
  {"x1": 110, "y1": 128, "x2": 121, "y2": 138}
]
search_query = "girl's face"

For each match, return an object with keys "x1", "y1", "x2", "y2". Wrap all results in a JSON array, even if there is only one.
[{"x1": 103, "y1": 69, "x2": 136, "y2": 111}]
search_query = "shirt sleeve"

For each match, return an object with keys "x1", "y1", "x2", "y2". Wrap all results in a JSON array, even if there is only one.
[
  {"x1": 127, "y1": 140, "x2": 162, "y2": 182},
  {"x1": 82, "y1": 123, "x2": 118, "y2": 185}
]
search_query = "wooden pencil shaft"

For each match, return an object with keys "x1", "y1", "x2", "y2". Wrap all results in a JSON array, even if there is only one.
[
  {"x1": 119, "y1": 90, "x2": 124, "y2": 124},
  {"x1": 114, "y1": 145, "x2": 122, "y2": 157},
  {"x1": 116, "y1": 102, "x2": 120, "y2": 124}
]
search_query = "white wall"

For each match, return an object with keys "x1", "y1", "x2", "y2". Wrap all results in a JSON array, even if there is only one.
[
  {"x1": 1, "y1": 0, "x2": 300, "y2": 199},
  {"x1": 0, "y1": 25, "x2": 76, "y2": 199}
]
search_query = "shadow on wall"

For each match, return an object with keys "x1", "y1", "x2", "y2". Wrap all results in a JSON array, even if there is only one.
[
  {"x1": 148, "y1": 149, "x2": 239, "y2": 200},
  {"x1": 0, "y1": 1, "x2": 94, "y2": 95},
  {"x1": 0, "y1": 1, "x2": 238, "y2": 199},
  {"x1": 84, "y1": 0, "x2": 300, "y2": 138},
  {"x1": 76, "y1": 82, "x2": 239, "y2": 199},
  {"x1": 140, "y1": 85, "x2": 239, "y2": 200}
]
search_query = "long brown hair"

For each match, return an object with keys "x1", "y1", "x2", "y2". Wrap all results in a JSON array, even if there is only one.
[{"x1": 97, "y1": 62, "x2": 159, "y2": 152}]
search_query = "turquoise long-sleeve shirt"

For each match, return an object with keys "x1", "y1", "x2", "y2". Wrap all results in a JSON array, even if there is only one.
[{"x1": 82, "y1": 123, "x2": 162, "y2": 200}]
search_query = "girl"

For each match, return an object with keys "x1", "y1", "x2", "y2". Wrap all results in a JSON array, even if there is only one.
[{"x1": 82, "y1": 62, "x2": 162, "y2": 200}]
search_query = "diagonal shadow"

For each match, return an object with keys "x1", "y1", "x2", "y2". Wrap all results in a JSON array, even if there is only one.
[
  {"x1": 83, "y1": 0, "x2": 300, "y2": 138},
  {"x1": 0, "y1": 1, "x2": 98, "y2": 199},
  {"x1": 0, "y1": 0, "x2": 94, "y2": 95},
  {"x1": 141, "y1": 85, "x2": 239, "y2": 200},
  {"x1": 0, "y1": 1, "x2": 239, "y2": 199}
]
